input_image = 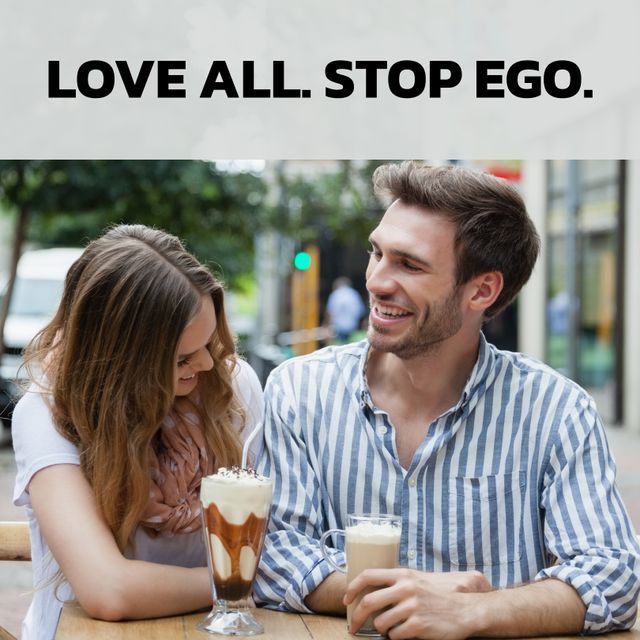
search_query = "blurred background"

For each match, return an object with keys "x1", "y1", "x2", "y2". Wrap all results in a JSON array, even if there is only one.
[{"x1": 1, "y1": 159, "x2": 639, "y2": 635}]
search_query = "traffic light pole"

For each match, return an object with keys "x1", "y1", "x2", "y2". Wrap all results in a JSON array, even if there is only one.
[{"x1": 291, "y1": 244, "x2": 320, "y2": 355}]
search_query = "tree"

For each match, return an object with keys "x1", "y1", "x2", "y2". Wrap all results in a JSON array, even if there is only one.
[
  {"x1": 269, "y1": 160, "x2": 387, "y2": 245},
  {"x1": 0, "y1": 160, "x2": 267, "y2": 359}
]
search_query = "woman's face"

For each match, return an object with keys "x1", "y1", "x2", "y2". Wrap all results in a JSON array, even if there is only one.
[{"x1": 174, "y1": 295, "x2": 216, "y2": 397}]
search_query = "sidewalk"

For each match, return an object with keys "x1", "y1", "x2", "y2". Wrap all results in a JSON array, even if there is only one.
[{"x1": 1, "y1": 426, "x2": 639, "y2": 638}]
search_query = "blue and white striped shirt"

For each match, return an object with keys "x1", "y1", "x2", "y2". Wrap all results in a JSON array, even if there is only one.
[{"x1": 254, "y1": 336, "x2": 640, "y2": 633}]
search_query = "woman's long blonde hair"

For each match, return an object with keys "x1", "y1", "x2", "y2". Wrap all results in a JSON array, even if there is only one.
[{"x1": 25, "y1": 224, "x2": 243, "y2": 551}]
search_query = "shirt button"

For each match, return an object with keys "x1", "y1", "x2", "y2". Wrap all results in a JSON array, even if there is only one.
[
  {"x1": 377, "y1": 425, "x2": 387, "y2": 436},
  {"x1": 408, "y1": 477, "x2": 417, "y2": 488},
  {"x1": 408, "y1": 549, "x2": 417, "y2": 560}
]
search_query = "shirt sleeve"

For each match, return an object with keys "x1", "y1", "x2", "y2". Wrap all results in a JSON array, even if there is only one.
[
  {"x1": 12, "y1": 386, "x2": 80, "y2": 507},
  {"x1": 535, "y1": 397, "x2": 640, "y2": 634},
  {"x1": 253, "y1": 365, "x2": 345, "y2": 613}
]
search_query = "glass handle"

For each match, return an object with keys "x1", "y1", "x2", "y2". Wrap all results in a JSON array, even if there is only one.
[{"x1": 320, "y1": 529, "x2": 347, "y2": 574}]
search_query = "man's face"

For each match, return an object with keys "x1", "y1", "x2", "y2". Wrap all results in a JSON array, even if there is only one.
[{"x1": 366, "y1": 200, "x2": 464, "y2": 359}]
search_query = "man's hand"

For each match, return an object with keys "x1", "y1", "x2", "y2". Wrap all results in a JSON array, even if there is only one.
[
  {"x1": 344, "y1": 569, "x2": 586, "y2": 640},
  {"x1": 343, "y1": 568, "x2": 492, "y2": 640}
]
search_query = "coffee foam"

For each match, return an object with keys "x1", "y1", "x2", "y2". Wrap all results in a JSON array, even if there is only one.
[{"x1": 346, "y1": 521, "x2": 402, "y2": 544}]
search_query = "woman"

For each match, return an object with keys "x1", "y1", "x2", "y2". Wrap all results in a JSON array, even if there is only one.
[{"x1": 12, "y1": 224, "x2": 264, "y2": 640}]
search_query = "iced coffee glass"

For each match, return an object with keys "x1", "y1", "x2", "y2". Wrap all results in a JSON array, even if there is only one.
[
  {"x1": 320, "y1": 514, "x2": 402, "y2": 638},
  {"x1": 198, "y1": 467, "x2": 273, "y2": 636}
]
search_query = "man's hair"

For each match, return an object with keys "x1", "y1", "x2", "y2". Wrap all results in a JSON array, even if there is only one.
[{"x1": 372, "y1": 161, "x2": 540, "y2": 319}]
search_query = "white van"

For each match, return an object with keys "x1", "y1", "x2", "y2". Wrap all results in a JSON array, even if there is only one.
[{"x1": 0, "y1": 248, "x2": 83, "y2": 419}]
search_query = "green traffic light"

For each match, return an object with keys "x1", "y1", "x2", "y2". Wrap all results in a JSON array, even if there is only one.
[{"x1": 294, "y1": 251, "x2": 312, "y2": 270}]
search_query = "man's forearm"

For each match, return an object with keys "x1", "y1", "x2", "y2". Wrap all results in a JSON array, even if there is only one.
[
  {"x1": 470, "y1": 578, "x2": 585, "y2": 637},
  {"x1": 304, "y1": 572, "x2": 347, "y2": 615}
]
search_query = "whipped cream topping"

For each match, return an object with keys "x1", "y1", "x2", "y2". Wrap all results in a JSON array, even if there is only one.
[
  {"x1": 200, "y1": 467, "x2": 272, "y2": 525},
  {"x1": 213, "y1": 466, "x2": 270, "y2": 483}
]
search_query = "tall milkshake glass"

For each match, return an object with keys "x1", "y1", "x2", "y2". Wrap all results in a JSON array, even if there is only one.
[{"x1": 198, "y1": 467, "x2": 273, "y2": 636}]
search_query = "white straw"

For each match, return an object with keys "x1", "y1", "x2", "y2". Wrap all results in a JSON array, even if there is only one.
[{"x1": 241, "y1": 422, "x2": 262, "y2": 469}]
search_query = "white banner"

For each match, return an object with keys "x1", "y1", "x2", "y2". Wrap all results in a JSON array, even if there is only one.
[{"x1": 1, "y1": 0, "x2": 639, "y2": 158}]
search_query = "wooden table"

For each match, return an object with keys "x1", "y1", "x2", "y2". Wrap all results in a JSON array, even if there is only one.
[
  {"x1": 57, "y1": 603, "x2": 354, "y2": 639},
  {"x1": 56, "y1": 602, "x2": 640, "y2": 640}
]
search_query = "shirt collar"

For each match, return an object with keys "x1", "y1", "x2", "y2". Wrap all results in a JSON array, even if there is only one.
[
  {"x1": 357, "y1": 332, "x2": 497, "y2": 414},
  {"x1": 358, "y1": 341, "x2": 374, "y2": 409},
  {"x1": 454, "y1": 332, "x2": 497, "y2": 413}
]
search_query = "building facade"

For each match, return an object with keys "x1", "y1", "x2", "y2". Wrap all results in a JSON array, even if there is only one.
[{"x1": 520, "y1": 160, "x2": 640, "y2": 433}]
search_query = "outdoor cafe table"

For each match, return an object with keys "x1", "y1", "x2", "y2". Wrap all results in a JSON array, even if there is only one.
[{"x1": 56, "y1": 602, "x2": 640, "y2": 640}]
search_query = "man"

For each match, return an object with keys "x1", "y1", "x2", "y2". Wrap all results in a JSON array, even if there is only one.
[
  {"x1": 325, "y1": 276, "x2": 366, "y2": 342},
  {"x1": 254, "y1": 162, "x2": 640, "y2": 639}
]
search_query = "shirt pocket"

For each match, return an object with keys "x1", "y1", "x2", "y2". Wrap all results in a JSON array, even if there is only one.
[{"x1": 447, "y1": 471, "x2": 526, "y2": 569}]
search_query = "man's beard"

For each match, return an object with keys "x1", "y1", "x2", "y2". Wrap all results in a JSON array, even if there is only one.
[{"x1": 367, "y1": 286, "x2": 464, "y2": 359}]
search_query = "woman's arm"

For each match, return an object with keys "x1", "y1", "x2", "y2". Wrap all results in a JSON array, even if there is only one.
[{"x1": 29, "y1": 463, "x2": 212, "y2": 621}]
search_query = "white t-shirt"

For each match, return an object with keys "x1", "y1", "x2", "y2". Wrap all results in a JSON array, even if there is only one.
[{"x1": 12, "y1": 359, "x2": 264, "y2": 640}]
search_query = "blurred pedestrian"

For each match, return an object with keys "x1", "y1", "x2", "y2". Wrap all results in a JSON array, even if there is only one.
[
  {"x1": 325, "y1": 276, "x2": 365, "y2": 343},
  {"x1": 12, "y1": 224, "x2": 263, "y2": 640}
]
